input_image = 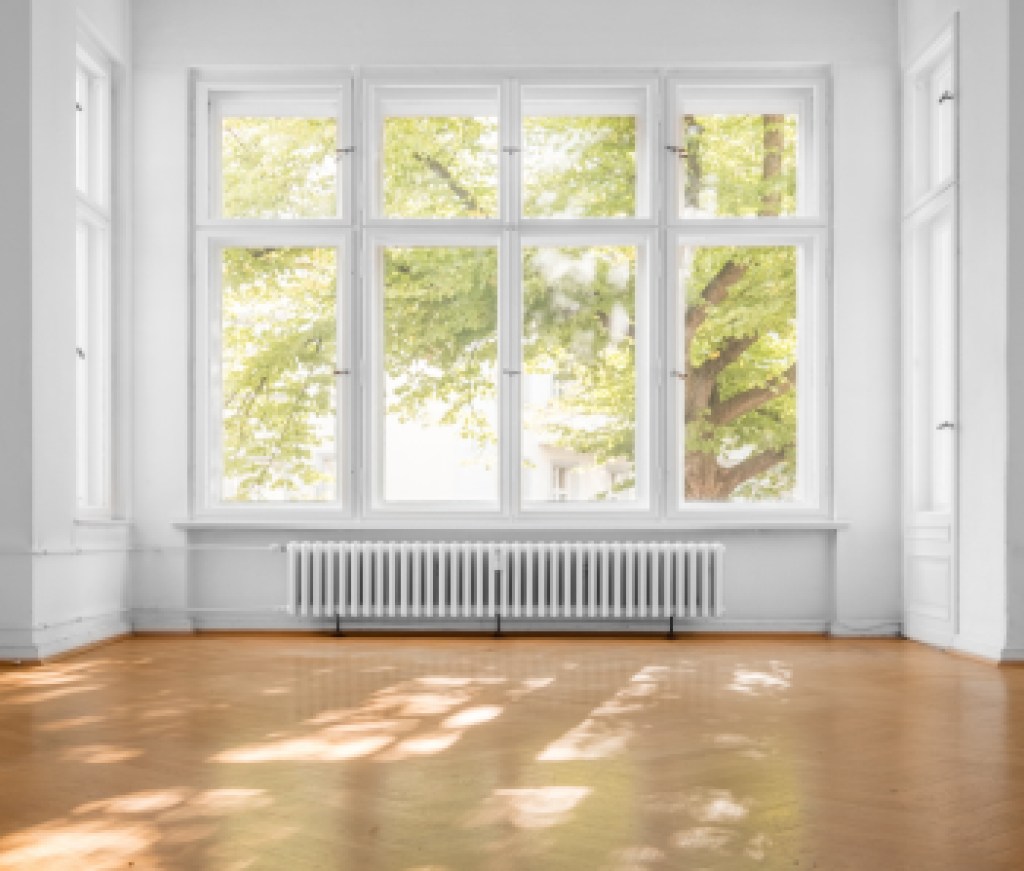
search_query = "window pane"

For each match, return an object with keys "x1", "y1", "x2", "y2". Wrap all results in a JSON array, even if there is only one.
[
  {"x1": 220, "y1": 247, "x2": 338, "y2": 502},
  {"x1": 679, "y1": 245, "x2": 798, "y2": 502},
  {"x1": 522, "y1": 245, "x2": 638, "y2": 505},
  {"x1": 75, "y1": 68, "x2": 89, "y2": 195},
  {"x1": 220, "y1": 115, "x2": 338, "y2": 218},
  {"x1": 379, "y1": 87, "x2": 499, "y2": 219},
  {"x1": 76, "y1": 222, "x2": 110, "y2": 510},
  {"x1": 382, "y1": 245, "x2": 499, "y2": 503},
  {"x1": 679, "y1": 113, "x2": 798, "y2": 218}
]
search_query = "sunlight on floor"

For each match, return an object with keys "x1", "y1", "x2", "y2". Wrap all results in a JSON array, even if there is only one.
[
  {"x1": 538, "y1": 665, "x2": 668, "y2": 761},
  {"x1": 728, "y1": 660, "x2": 792, "y2": 695},
  {"x1": 467, "y1": 787, "x2": 591, "y2": 829}
]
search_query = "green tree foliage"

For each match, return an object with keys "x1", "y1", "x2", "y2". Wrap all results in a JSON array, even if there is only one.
[
  {"x1": 218, "y1": 107, "x2": 799, "y2": 503},
  {"x1": 221, "y1": 246, "x2": 337, "y2": 501},
  {"x1": 221, "y1": 116, "x2": 337, "y2": 218}
]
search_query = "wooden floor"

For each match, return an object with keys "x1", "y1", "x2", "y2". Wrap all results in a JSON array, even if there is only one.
[{"x1": 1, "y1": 637, "x2": 1022, "y2": 870}]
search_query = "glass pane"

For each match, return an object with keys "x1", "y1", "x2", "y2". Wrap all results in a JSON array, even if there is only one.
[
  {"x1": 75, "y1": 69, "x2": 88, "y2": 194},
  {"x1": 679, "y1": 113, "x2": 798, "y2": 218},
  {"x1": 382, "y1": 246, "x2": 499, "y2": 502},
  {"x1": 522, "y1": 116, "x2": 637, "y2": 218},
  {"x1": 381, "y1": 93, "x2": 499, "y2": 218},
  {"x1": 522, "y1": 245, "x2": 637, "y2": 505},
  {"x1": 75, "y1": 222, "x2": 110, "y2": 511},
  {"x1": 220, "y1": 247, "x2": 338, "y2": 502},
  {"x1": 911, "y1": 209, "x2": 955, "y2": 513},
  {"x1": 220, "y1": 115, "x2": 338, "y2": 218},
  {"x1": 680, "y1": 245, "x2": 798, "y2": 502}
]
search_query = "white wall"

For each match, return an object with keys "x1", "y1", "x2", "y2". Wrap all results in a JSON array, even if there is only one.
[
  {"x1": 900, "y1": 0, "x2": 1017, "y2": 660},
  {"x1": 0, "y1": 0, "x2": 133, "y2": 661},
  {"x1": 130, "y1": 0, "x2": 901, "y2": 634},
  {"x1": 0, "y1": 0, "x2": 36, "y2": 656},
  {"x1": 1006, "y1": 2, "x2": 1024, "y2": 657}
]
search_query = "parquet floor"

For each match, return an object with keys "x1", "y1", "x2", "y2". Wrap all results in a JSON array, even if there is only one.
[{"x1": 0, "y1": 636, "x2": 1022, "y2": 870}]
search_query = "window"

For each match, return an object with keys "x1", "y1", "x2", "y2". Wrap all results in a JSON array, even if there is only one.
[
  {"x1": 76, "y1": 41, "x2": 113, "y2": 515},
  {"x1": 193, "y1": 70, "x2": 827, "y2": 521},
  {"x1": 668, "y1": 78, "x2": 826, "y2": 511},
  {"x1": 195, "y1": 76, "x2": 351, "y2": 512}
]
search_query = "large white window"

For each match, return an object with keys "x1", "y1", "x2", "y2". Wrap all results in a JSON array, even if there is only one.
[
  {"x1": 195, "y1": 75, "x2": 352, "y2": 513},
  {"x1": 193, "y1": 70, "x2": 827, "y2": 522},
  {"x1": 667, "y1": 78, "x2": 827, "y2": 513},
  {"x1": 76, "y1": 40, "x2": 113, "y2": 515}
]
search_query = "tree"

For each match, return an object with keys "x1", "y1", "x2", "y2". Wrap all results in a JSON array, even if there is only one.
[{"x1": 217, "y1": 106, "x2": 799, "y2": 503}]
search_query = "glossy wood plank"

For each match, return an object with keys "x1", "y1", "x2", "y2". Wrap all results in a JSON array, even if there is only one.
[{"x1": 1, "y1": 637, "x2": 1022, "y2": 869}]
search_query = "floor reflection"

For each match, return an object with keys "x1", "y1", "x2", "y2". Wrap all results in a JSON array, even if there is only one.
[{"x1": 0, "y1": 637, "x2": 1021, "y2": 870}]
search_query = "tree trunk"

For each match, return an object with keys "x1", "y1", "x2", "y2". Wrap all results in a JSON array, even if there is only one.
[{"x1": 684, "y1": 113, "x2": 791, "y2": 500}]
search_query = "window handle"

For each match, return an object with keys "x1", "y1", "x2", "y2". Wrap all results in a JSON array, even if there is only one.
[
  {"x1": 938, "y1": 90, "x2": 954, "y2": 104},
  {"x1": 665, "y1": 145, "x2": 689, "y2": 158},
  {"x1": 669, "y1": 368, "x2": 687, "y2": 380},
  {"x1": 333, "y1": 368, "x2": 351, "y2": 376},
  {"x1": 936, "y1": 421, "x2": 955, "y2": 430},
  {"x1": 76, "y1": 347, "x2": 86, "y2": 360},
  {"x1": 502, "y1": 368, "x2": 521, "y2": 376}
]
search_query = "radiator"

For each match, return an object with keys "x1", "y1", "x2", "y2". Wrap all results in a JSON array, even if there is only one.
[{"x1": 286, "y1": 541, "x2": 724, "y2": 629}]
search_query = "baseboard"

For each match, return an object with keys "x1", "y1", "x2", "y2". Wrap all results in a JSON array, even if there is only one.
[
  {"x1": 829, "y1": 619, "x2": 902, "y2": 638},
  {"x1": 130, "y1": 609, "x2": 196, "y2": 634},
  {"x1": 0, "y1": 611, "x2": 131, "y2": 664},
  {"x1": 950, "y1": 633, "x2": 1008, "y2": 664},
  {"x1": 164, "y1": 610, "x2": 832, "y2": 635},
  {"x1": 998, "y1": 647, "x2": 1024, "y2": 664}
]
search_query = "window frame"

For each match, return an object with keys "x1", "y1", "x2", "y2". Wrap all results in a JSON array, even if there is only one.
[
  {"x1": 75, "y1": 35, "x2": 114, "y2": 519},
  {"x1": 192, "y1": 71, "x2": 354, "y2": 521},
  {"x1": 665, "y1": 228, "x2": 829, "y2": 518},
  {"x1": 190, "y1": 67, "x2": 832, "y2": 526}
]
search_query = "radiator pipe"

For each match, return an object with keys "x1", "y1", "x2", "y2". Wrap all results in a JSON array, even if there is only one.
[{"x1": 667, "y1": 614, "x2": 675, "y2": 640}]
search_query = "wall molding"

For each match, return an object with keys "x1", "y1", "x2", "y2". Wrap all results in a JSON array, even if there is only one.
[
  {"x1": 0, "y1": 611, "x2": 131, "y2": 663},
  {"x1": 829, "y1": 619, "x2": 902, "y2": 638}
]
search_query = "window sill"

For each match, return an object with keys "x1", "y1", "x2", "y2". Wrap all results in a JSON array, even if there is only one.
[
  {"x1": 74, "y1": 517, "x2": 132, "y2": 528},
  {"x1": 174, "y1": 517, "x2": 848, "y2": 532}
]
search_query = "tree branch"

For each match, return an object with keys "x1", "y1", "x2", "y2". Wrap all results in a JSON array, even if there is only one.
[
  {"x1": 721, "y1": 448, "x2": 788, "y2": 493},
  {"x1": 412, "y1": 151, "x2": 482, "y2": 214},
  {"x1": 684, "y1": 261, "x2": 748, "y2": 346},
  {"x1": 707, "y1": 364, "x2": 796, "y2": 426}
]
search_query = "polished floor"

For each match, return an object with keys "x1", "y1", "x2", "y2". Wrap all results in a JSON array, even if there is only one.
[{"x1": 0, "y1": 636, "x2": 1022, "y2": 870}]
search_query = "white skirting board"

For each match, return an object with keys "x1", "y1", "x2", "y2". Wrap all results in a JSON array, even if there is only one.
[{"x1": 0, "y1": 611, "x2": 130, "y2": 662}]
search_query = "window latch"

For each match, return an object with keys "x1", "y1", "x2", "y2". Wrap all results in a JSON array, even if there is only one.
[
  {"x1": 76, "y1": 347, "x2": 86, "y2": 360},
  {"x1": 501, "y1": 146, "x2": 521, "y2": 155},
  {"x1": 938, "y1": 90, "x2": 954, "y2": 104},
  {"x1": 669, "y1": 369, "x2": 687, "y2": 380},
  {"x1": 665, "y1": 145, "x2": 689, "y2": 158},
  {"x1": 333, "y1": 368, "x2": 351, "y2": 376},
  {"x1": 936, "y1": 420, "x2": 955, "y2": 430},
  {"x1": 502, "y1": 368, "x2": 521, "y2": 376},
  {"x1": 335, "y1": 146, "x2": 355, "y2": 156}
]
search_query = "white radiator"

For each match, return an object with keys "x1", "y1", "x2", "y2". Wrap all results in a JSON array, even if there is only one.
[{"x1": 286, "y1": 541, "x2": 724, "y2": 628}]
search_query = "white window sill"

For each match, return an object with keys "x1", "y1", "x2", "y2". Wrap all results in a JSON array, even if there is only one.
[
  {"x1": 74, "y1": 516, "x2": 132, "y2": 528},
  {"x1": 174, "y1": 517, "x2": 849, "y2": 532}
]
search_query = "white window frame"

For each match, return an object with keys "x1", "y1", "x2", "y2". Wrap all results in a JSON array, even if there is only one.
[
  {"x1": 75, "y1": 36, "x2": 114, "y2": 518},
  {"x1": 365, "y1": 229, "x2": 505, "y2": 516},
  {"x1": 190, "y1": 67, "x2": 831, "y2": 527},
  {"x1": 665, "y1": 71, "x2": 831, "y2": 519},
  {"x1": 666, "y1": 228, "x2": 828, "y2": 518},
  {"x1": 192, "y1": 71, "x2": 354, "y2": 520},
  {"x1": 517, "y1": 230, "x2": 653, "y2": 516}
]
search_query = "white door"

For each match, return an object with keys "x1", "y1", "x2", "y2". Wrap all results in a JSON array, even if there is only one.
[{"x1": 902, "y1": 23, "x2": 958, "y2": 646}]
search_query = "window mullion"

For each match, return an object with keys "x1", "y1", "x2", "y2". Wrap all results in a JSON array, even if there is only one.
[{"x1": 503, "y1": 228, "x2": 522, "y2": 517}]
